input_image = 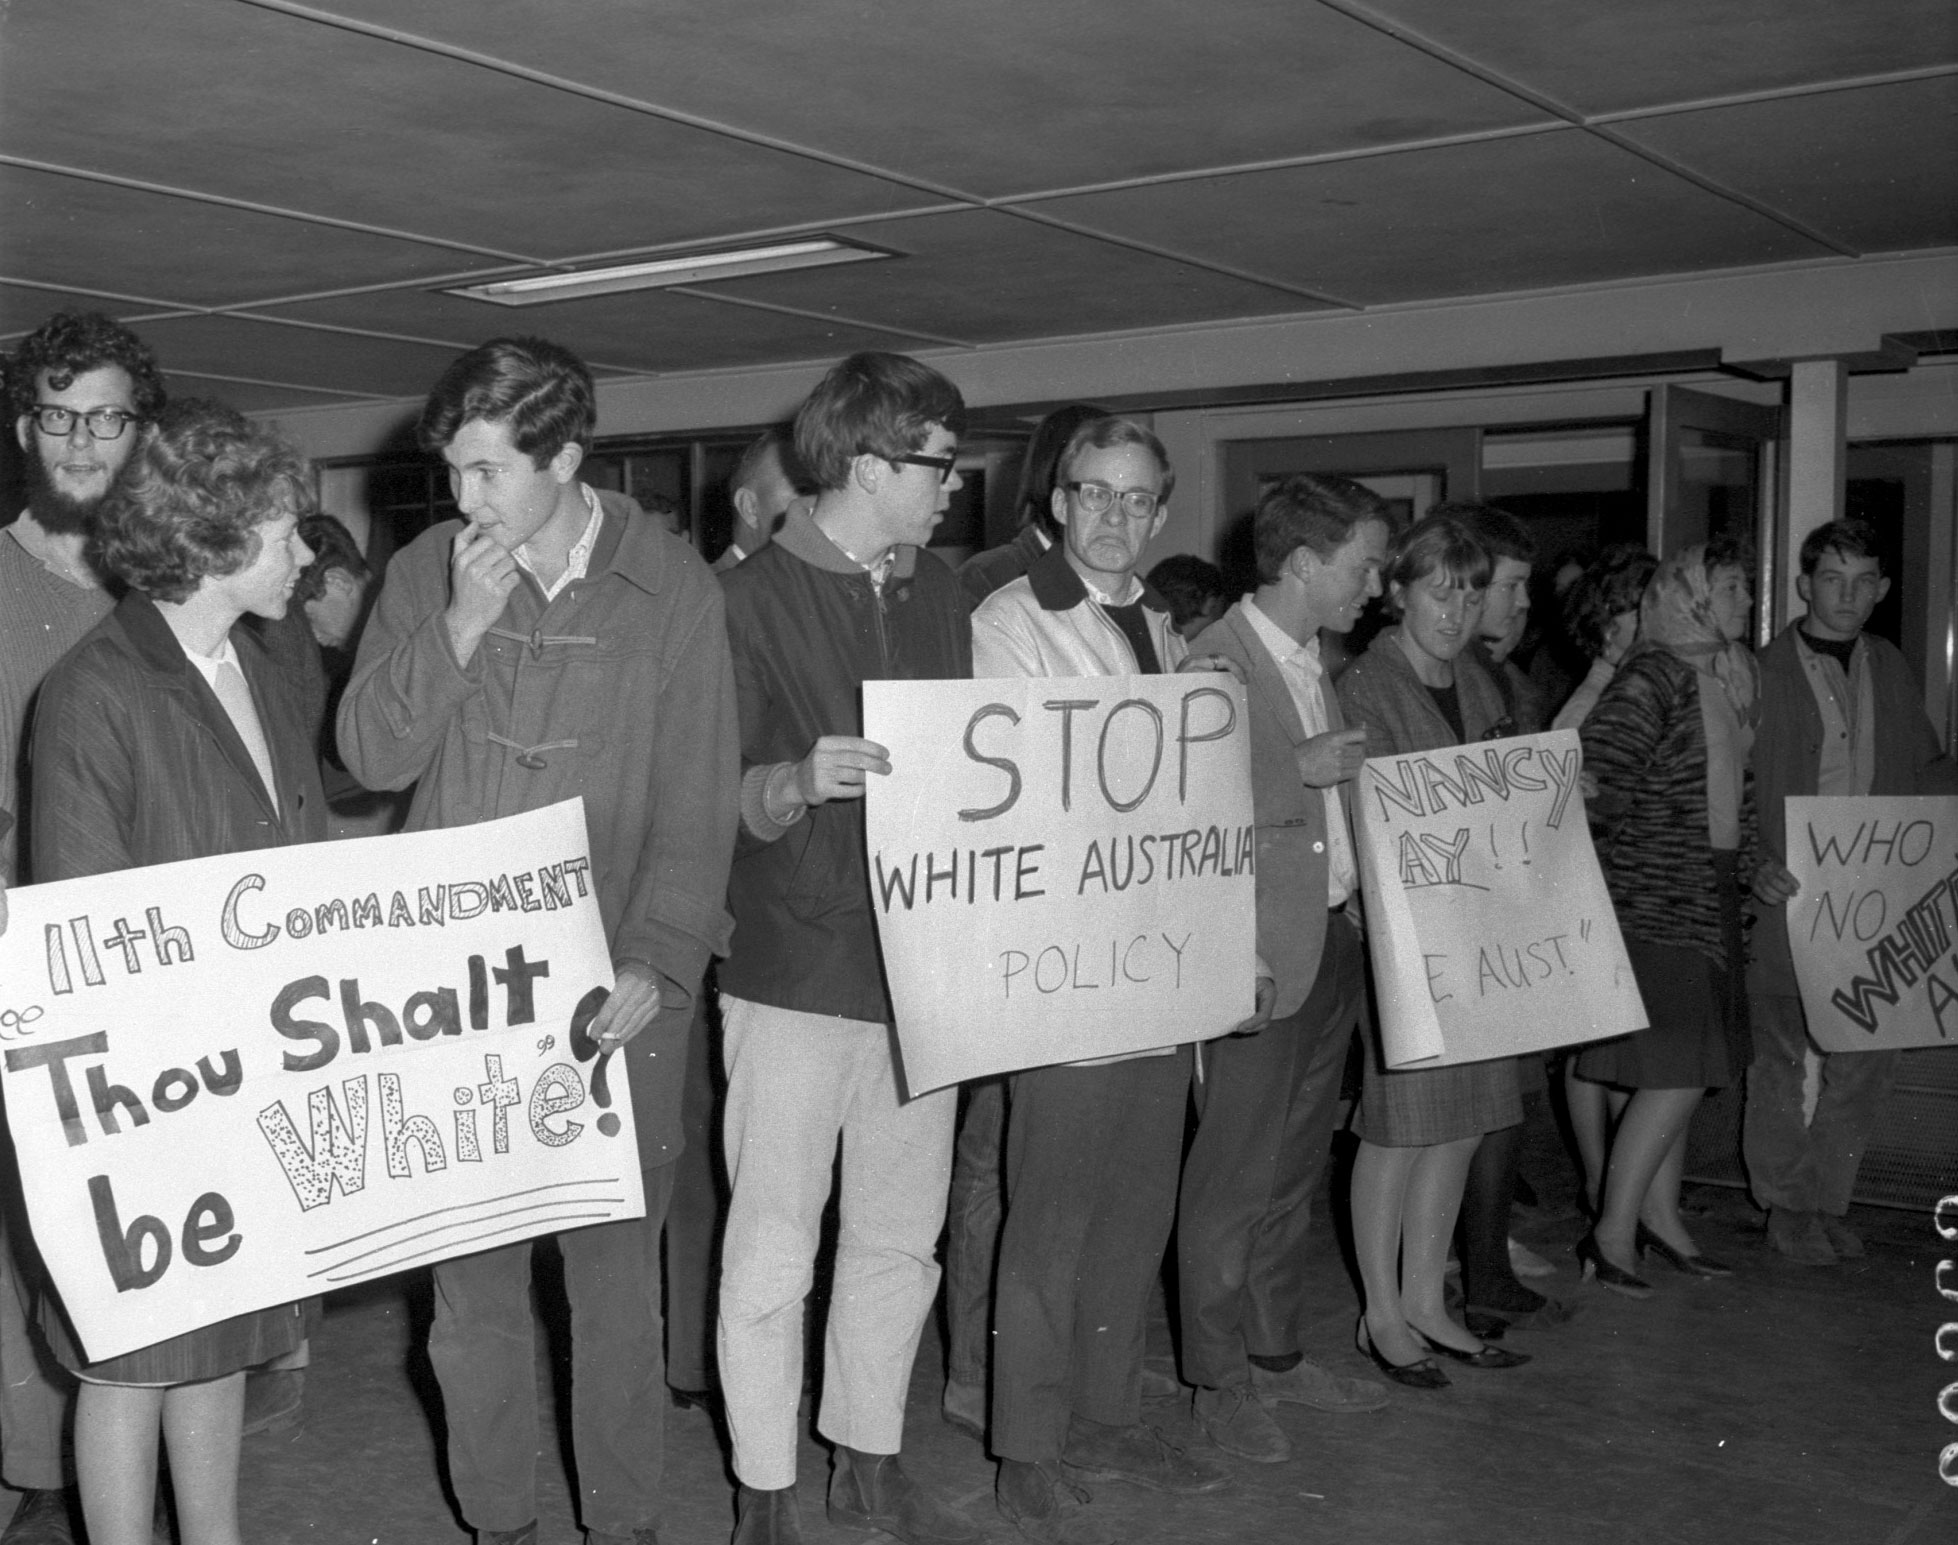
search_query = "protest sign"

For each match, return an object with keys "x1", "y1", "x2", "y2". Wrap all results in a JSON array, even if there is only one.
[
  {"x1": 0, "y1": 799, "x2": 639, "y2": 1364},
  {"x1": 863, "y1": 674, "x2": 1255, "y2": 1093},
  {"x1": 1784, "y1": 795, "x2": 1958, "y2": 1052},
  {"x1": 1351, "y1": 728, "x2": 1646, "y2": 1068}
]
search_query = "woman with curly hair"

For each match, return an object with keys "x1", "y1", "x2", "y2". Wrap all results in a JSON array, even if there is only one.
[
  {"x1": 30, "y1": 402, "x2": 321, "y2": 1545},
  {"x1": 1570, "y1": 541, "x2": 1761, "y2": 1295}
]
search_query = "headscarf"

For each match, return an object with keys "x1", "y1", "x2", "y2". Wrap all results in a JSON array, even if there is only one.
[{"x1": 1639, "y1": 544, "x2": 1758, "y2": 721}]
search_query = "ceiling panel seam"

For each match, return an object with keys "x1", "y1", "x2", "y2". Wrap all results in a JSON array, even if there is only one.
[
  {"x1": 657, "y1": 287, "x2": 976, "y2": 350},
  {"x1": 0, "y1": 155, "x2": 542, "y2": 266},
  {"x1": 1587, "y1": 62, "x2": 1958, "y2": 124},
  {"x1": 1312, "y1": 0, "x2": 1862, "y2": 257}
]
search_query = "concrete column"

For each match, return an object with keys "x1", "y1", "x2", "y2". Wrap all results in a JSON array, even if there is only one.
[{"x1": 1781, "y1": 358, "x2": 1848, "y2": 627}]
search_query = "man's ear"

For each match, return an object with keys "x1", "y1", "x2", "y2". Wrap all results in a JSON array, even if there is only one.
[
  {"x1": 732, "y1": 486, "x2": 759, "y2": 527},
  {"x1": 1795, "y1": 572, "x2": 1812, "y2": 607},
  {"x1": 14, "y1": 415, "x2": 30, "y2": 455},
  {"x1": 549, "y1": 441, "x2": 584, "y2": 483},
  {"x1": 1874, "y1": 575, "x2": 1893, "y2": 606},
  {"x1": 850, "y1": 452, "x2": 884, "y2": 495}
]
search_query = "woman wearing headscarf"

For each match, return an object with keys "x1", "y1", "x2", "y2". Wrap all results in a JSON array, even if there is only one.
[{"x1": 1571, "y1": 540, "x2": 1759, "y2": 1294}]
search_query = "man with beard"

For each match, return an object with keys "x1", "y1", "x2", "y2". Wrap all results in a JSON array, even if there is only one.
[{"x1": 0, "y1": 311, "x2": 165, "y2": 1544}]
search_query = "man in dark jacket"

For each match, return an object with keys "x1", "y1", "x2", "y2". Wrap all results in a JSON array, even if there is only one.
[
  {"x1": 1744, "y1": 519, "x2": 1958, "y2": 1265},
  {"x1": 339, "y1": 336, "x2": 739, "y2": 1545},
  {"x1": 715, "y1": 353, "x2": 978, "y2": 1545}
]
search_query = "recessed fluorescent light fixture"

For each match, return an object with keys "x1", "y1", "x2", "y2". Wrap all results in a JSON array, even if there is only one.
[{"x1": 449, "y1": 238, "x2": 889, "y2": 305}]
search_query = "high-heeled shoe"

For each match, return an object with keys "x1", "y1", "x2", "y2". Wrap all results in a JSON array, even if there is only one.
[
  {"x1": 1413, "y1": 1330, "x2": 1531, "y2": 1370},
  {"x1": 1636, "y1": 1222, "x2": 1733, "y2": 1277},
  {"x1": 1575, "y1": 1232, "x2": 1654, "y2": 1299},
  {"x1": 1355, "y1": 1318, "x2": 1449, "y2": 1389}
]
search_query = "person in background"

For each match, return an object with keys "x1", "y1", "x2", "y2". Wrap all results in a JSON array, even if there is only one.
[
  {"x1": 1743, "y1": 520, "x2": 1958, "y2": 1264},
  {"x1": 1147, "y1": 553, "x2": 1228, "y2": 641},
  {"x1": 715, "y1": 426, "x2": 809, "y2": 572},
  {"x1": 1176, "y1": 474, "x2": 1392, "y2": 1467},
  {"x1": 1, "y1": 310, "x2": 167, "y2": 1545},
  {"x1": 940, "y1": 402, "x2": 1109, "y2": 1449},
  {"x1": 31, "y1": 403, "x2": 321, "y2": 1545},
  {"x1": 1335, "y1": 515, "x2": 1530, "y2": 1389},
  {"x1": 340, "y1": 335, "x2": 739, "y2": 1545},
  {"x1": 1572, "y1": 542, "x2": 1760, "y2": 1297}
]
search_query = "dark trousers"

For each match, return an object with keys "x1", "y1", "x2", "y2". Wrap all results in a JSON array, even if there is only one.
[
  {"x1": 992, "y1": 1050, "x2": 1189, "y2": 1462},
  {"x1": 429, "y1": 1163, "x2": 676, "y2": 1535},
  {"x1": 1177, "y1": 917, "x2": 1364, "y2": 1390},
  {"x1": 944, "y1": 1075, "x2": 1007, "y2": 1390},
  {"x1": 665, "y1": 997, "x2": 726, "y2": 1391}
]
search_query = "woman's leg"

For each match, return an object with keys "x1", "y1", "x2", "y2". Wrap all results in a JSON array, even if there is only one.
[
  {"x1": 1398, "y1": 1136, "x2": 1484, "y2": 1354},
  {"x1": 1565, "y1": 1065, "x2": 1610, "y2": 1214},
  {"x1": 1349, "y1": 1140, "x2": 1423, "y2": 1366},
  {"x1": 1636, "y1": 1100, "x2": 1707, "y2": 1255},
  {"x1": 1595, "y1": 1088, "x2": 1704, "y2": 1265},
  {"x1": 162, "y1": 1371, "x2": 246, "y2": 1545},
  {"x1": 76, "y1": 1381, "x2": 164, "y2": 1545}
]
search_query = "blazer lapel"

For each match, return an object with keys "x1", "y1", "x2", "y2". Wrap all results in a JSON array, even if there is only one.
[{"x1": 1228, "y1": 604, "x2": 1310, "y2": 750}]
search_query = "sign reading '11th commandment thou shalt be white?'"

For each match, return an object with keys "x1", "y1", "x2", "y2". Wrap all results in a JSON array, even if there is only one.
[
  {"x1": 864, "y1": 674, "x2": 1255, "y2": 1094},
  {"x1": 0, "y1": 800, "x2": 640, "y2": 1364}
]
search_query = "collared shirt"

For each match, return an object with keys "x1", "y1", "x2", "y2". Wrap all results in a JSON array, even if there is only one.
[
  {"x1": 515, "y1": 484, "x2": 602, "y2": 602},
  {"x1": 176, "y1": 632, "x2": 280, "y2": 813},
  {"x1": 1796, "y1": 629, "x2": 1876, "y2": 798},
  {"x1": 1243, "y1": 598, "x2": 1356, "y2": 905}
]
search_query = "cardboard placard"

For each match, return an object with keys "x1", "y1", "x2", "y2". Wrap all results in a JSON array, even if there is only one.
[
  {"x1": 1352, "y1": 729, "x2": 1646, "y2": 1067},
  {"x1": 0, "y1": 800, "x2": 639, "y2": 1364},
  {"x1": 1784, "y1": 795, "x2": 1958, "y2": 1051},
  {"x1": 863, "y1": 675, "x2": 1255, "y2": 1093}
]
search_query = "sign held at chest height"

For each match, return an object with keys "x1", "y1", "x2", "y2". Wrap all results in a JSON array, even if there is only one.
[
  {"x1": 0, "y1": 800, "x2": 638, "y2": 1364},
  {"x1": 1352, "y1": 728, "x2": 1646, "y2": 1068},
  {"x1": 864, "y1": 675, "x2": 1255, "y2": 1092}
]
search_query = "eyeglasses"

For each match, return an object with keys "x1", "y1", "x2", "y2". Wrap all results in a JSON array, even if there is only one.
[
  {"x1": 1065, "y1": 481, "x2": 1161, "y2": 522},
  {"x1": 28, "y1": 404, "x2": 144, "y2": 441},
  {"x1": 887, "y1": 452, "x2": 958, "y2": 484}
]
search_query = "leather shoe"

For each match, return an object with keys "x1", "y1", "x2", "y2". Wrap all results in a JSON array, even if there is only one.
[
  {"x1": 2, "y1": 1489, "x2": 80, "y2": 1545},
  {"x1": 828, "y1": 1448, "x2": 980, "y2": 1545},
  {"x1": 1765, "y1": 1207, "x2": 1836, "y2": 1266},
  {"x1": 996, "y1": 1460, "x2": 1113, "y2": 1545},
  {"x1": 1192, "y1": 1385, "x2": 1290, "y2": 1464},
  {"x1": 1818, "y1": 1213, "x2": 1866, "y2": 1259},
  {"x1": 733, "y1": 1485, "x2": 802, "y2": 1545},
  {"x1": 1249, "y1": 1355, "x2": 1389, "y2": 1412},
  {"x1": 1061, "y1": 1417, "x2": 1228, "y2": 1494}
]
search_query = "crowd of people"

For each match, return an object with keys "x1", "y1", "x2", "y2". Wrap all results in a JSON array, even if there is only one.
[{"x1": 0, "y1": 310, "x2": 1949, "y2": 1545}]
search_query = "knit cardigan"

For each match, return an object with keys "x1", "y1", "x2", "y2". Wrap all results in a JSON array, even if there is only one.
[{"x1": 1579, "y1": 642, "x2": 1757, "y2": 965}]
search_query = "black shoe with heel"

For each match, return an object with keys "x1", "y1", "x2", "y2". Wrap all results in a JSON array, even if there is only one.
[
  {"x1": 1636, "y1": 1222, "x2": 1733, "y2": 1277},
  {"x1": 1413, "y1": 1330, "x2": 1530, "y2": 1370},
  {"x1": 1576, "y1": 1232, "x2": 1654, "y2": 1299},
  {"x1": 1354, "y1": 1317, "x2": 1449, "y2": 1389}
]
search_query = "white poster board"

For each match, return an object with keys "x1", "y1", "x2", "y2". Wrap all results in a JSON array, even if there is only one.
[
  {"x1": 0, "y1": 800, "x2": 640, "y2": 1364},
  {"x1": 1784, "y1": 795, "x2": 1958, "y2": 1052},
  {"x1": 864, "y1": 675, "x2": 1255, "y2": 1093},
  {"x1": 1352, "y1": 729, "x2": 1646, "y2": 1067}
]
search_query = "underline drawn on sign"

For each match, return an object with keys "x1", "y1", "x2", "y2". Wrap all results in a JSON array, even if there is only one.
[{"x1": 302, "y1": 1177, "x2": 627, "y2": 1281}]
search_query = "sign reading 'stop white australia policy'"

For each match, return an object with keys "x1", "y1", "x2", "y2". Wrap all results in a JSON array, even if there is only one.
[
  {"x1": 864, "y1": 675, "x2": 1255, "y2": 1093},
  {"x1": 1784, "y1": 795, "x2": 1958, "y2": 1051},
  {"x1": 0, "y1": 800, "x2": 640, "y2": 1364},
  {"x1": 1352, "y1": 728, "x2": 1646, "y2": 1068}
]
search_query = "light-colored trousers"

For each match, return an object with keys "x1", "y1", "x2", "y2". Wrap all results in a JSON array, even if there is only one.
[{"x1": 716, "y1": 996, "x2": 956, "y2": 1488}]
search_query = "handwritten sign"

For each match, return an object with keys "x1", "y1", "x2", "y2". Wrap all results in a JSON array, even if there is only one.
[
  {"x1": 1352, "y1": 728, "x2": 1645, "y2": 1067},
  {"x1": 0, "y1": 800, "x2": 640, "y2": 1364},
  {"x1": 863, "y1": 675, "x2": 1255, "y2": 1093},
  {"x1": 1784, "y1": 795, "x2": 1958, "y2": 1051}
]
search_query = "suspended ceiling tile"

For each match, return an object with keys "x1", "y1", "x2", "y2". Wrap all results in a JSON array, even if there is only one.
[
  {"x1": 1359, "y1": 0, "x2": 1958, "y2": 115},
  {"x1": 1614, "y1": 78, "x2": 1958, "y2": 254},
  {"x1": 301, "y1": 0, "x2": 1557, "y2": 197},
  {"x1": 131, "y1": 315, "x2": 475, "y2": 399},
  {"x1": 161, "y1": 376, "x2": 380, "y2": 415},
  {"x1": 1, "y1": 0, "x2": 931, "y2": 260},
  {"x1": 255, "y1": 286, "x2": 949, "y2": 378},
  {"x1": 0, "y1": 284, "x2": 166, "y2": 344},
  {"x1": 692, "y1": 209, "x2": 1341, "y2": 341},
  {"x1": 0, "y1": 166, "x2": 475, "y2": 308},
  {"x1": 1038, "y1": 131, "x2": 1832, "y2": 306}
]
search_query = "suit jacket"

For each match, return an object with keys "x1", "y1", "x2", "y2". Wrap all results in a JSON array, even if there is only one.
[
  {"x1": 1190, "y1": 600, "x2": 1348, "y2": 1020},
  {"x1": 33, "y1": 591, "x2": 327, "y2": 882}
]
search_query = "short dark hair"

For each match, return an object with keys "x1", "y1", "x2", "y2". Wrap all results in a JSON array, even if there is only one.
[
  {"x1": 1147, "y1": 555, "x2": 1226, "y2": 630},
  {"x1": 1385, "y1": 515, "x2": 1491, "y2": 614},
  {"x1": 1016, "y1": 404, "x2": 1109, "y2": 537},
  {"x1": 1562, "y1": 544, "x2": 1657, "y2": 659},
  {"x1": 418, "y1": 337, "x2": 596, "y2": 465},
  {"x1": 1055, "y1": 416, "x2": 1175, "y2": 505},
  {"x1": 1430, "y1": 500, "x2": 1535, "y2": 565},
  {"x1": 732, "y1": 424, "x2": 807, "y2": 497},
  {"x1": 94, "y1": 404, "x2": 313, "y2": 604},
  {"x1": 292, "y1": 513, "x2": 368, "y2": 604},
  {"x1": 1253, "y1": 473, "x2": 1391, "y2": 586},
  {"x1": 793, "y1": 352, "x2": 967, "y2": 492},
  {"x1": 1799, "y1": 518, "x2": 1883, "y2": 578},
  {"x1": 7, "y1": 311, "x2": 166, "y2": 423}
]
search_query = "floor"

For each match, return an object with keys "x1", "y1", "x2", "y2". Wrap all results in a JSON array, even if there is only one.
[{"x1": 9, "y1": 1174, "x2": 1950, "y2": 1544}]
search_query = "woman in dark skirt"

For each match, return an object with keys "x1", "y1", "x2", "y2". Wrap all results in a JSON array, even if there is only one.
[
  {"x1": 31, "y1": 404, "x2": 323, "y2": 1544},
  {"x1": 1572, "y1": 541, "x2": 1761, "y2": 1295},
  {"x1": 1336, "y1": 516, "x2": 1528, "y2": 1387}
]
